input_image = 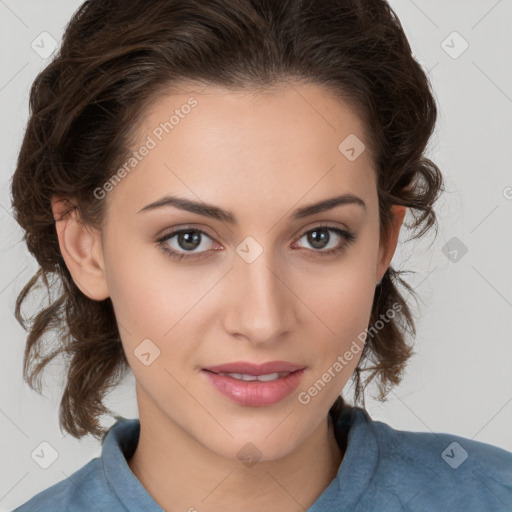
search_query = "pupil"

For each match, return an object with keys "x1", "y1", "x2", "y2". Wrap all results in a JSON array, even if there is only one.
[
  {"x1": 308, "y1": 229, "x2": 329, "y2": 249},
  {"x1": 179, "y1": 231, "x2": 201, "y2": 251}
]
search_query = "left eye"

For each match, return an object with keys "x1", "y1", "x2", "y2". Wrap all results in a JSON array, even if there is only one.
[{"x1": 293, "y1": 226, "x2": 354, "y2": 252}]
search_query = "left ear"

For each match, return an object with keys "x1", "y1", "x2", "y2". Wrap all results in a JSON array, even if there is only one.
[{"x1": 375, "y1": 205, "x2": 407, "y2": 283}]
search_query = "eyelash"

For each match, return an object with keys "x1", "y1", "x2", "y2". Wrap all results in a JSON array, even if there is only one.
[{"x1": 156, "y1": 224, "x2": 356, "y2": 262}]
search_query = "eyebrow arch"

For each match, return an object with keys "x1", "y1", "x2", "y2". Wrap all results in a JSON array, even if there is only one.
[{"x1": 137, "y1": 193, "x2": 366, "y2": 224}]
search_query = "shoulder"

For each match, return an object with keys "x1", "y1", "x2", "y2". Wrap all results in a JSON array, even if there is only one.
[
  {"x1": 358, "y1": 408, "x2": 512, "y2": 510},
  {"x1": 11, "y1": 457, "x2": 120, "y2": 512}
]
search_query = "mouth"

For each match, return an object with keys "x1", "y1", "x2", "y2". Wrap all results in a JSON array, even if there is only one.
[
  {"x1": 211, "y1": 371, "x2": 292, "y2": 382},
  {"x1": 204, "y1": 360, "x2": 305, "y2": 375},
  {"x1": 201, "y1": 361, "x2": 306, "y2": 407}
]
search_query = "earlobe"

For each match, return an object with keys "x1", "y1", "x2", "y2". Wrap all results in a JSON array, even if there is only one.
[
  {"x1": 51, "y1": 196, "x2": 109, "y2": 301},
  {"x1": 375, "y1": 205, "x2": 407, "y2": 284}
]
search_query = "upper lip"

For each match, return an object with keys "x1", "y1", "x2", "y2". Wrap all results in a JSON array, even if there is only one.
[{"x1": 203, "y1": 361, "x2": 306, "y2": 375}]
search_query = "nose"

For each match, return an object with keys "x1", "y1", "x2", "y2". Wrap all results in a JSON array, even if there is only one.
[{"x1": 222, "y1": 248, "x2": 297, "y2": 346}]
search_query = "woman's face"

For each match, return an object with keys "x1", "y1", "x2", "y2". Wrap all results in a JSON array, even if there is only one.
[{"x1": 90, "y1": 82, "x2": 402, "y2": 460}]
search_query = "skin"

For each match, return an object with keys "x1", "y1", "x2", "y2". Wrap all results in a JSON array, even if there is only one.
[{"x1": 51, "y1": 82, "x2": 406, "y2": 512}]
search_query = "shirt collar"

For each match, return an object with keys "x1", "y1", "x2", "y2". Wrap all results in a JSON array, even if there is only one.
[
  {"x1": 307, "y1": 406, "x2": 379, "y2": 510},
  {"x1": 102, "y1": 417, "x2": 164, "y2": 511}
]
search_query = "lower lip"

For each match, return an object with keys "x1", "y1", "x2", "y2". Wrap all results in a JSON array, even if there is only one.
[{"x1": 201, "y1": 369, "x2": 305, "y2": 407}]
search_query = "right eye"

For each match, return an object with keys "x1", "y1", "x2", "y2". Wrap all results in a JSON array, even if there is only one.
[{"x1": 156, "y1": 228, "x2": 220, "y2": 261}]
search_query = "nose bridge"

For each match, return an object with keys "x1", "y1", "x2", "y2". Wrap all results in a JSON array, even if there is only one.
[{"x1": 224, "y1": 241, "x2": 293, "y2": 344}]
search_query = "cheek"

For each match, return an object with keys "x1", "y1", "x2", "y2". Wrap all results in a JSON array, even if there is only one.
[
  {"x1": 103, "y1": 228, "x2": 196, "y2": 335},
  {"x1": 295, "y1": 238, "x2": 377, "y2": 392},
  {"x1": 300, "y1": 251, "x2": 377, "y2": 341},
  {"x1": 103, "y1": 233, "x2": 219, "y2": 375},
  {"x1": 104, "y1": 253, "x2": 198, "y2": 399}
]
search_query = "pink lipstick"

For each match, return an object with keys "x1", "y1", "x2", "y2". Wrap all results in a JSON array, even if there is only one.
[{"x1": 201, "y1": 361, "x2": 306, "y2": 407}]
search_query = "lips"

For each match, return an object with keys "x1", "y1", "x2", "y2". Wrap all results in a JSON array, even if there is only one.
[
  {"x1": 201, "y1": 361, "x2": 306, "y2": 407},
  {"x1": 204, "y1": 360, "x2": 305, "y2": 375}
]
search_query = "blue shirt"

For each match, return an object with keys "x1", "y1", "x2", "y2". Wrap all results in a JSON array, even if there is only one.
[{"x1": 12, "y1": 406, "x2": 512, "y2": 511}]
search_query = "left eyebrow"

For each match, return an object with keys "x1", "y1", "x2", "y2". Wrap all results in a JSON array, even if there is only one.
[
  {"x1": 292, "y1": 193, "x2": 367, "y2": 219},
  {"x1": 137, "y1": 193, "x2": 366, "y2": 224}
]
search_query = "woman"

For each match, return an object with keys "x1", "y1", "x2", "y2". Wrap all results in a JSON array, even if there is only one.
[{"x1": 10, "y1": 0, "x2": 512, "y2": 511}]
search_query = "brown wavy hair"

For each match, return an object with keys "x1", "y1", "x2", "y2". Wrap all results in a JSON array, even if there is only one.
[{"x1": 11, "y1": 0, "x2": 443, "y2": 440}]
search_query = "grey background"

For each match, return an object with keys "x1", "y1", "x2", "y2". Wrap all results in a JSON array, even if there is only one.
[{"x1": 1, "y1": 0, "x2": 511, "y2": 509}]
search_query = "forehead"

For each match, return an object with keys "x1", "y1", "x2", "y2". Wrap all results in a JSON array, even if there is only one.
[{"x1": 106, "y1": 82, "x2": 377, "y2": 221}]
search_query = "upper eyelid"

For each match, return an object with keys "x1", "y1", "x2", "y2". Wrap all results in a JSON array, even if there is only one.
[{"x1": 158, "y1": 226, "x2": 214, "y2": 242}]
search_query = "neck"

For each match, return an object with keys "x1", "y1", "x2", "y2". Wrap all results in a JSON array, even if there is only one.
[{"x1": 127, "y1": 397, "x2": 344, "y2": 512}]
